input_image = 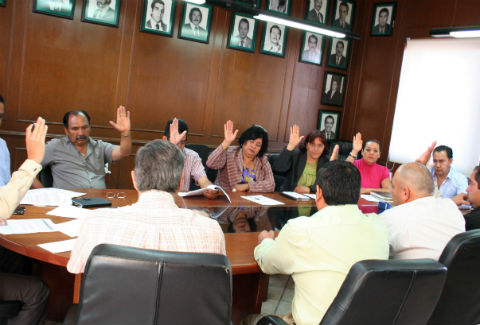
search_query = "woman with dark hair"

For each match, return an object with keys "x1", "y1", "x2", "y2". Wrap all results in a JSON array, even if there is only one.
[
  {"x1": 346, "y1": 132, "x2": 391, "y2": 193},
  {"x1": 206, "y1": 120, "x2": 274, "y2": 192},
  {"x1": 274, "y1": 125, "x2": 336, "y2": 193}
]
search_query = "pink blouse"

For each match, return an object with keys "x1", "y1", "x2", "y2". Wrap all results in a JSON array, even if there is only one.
[{"x1": 354, "y1": 158, "x2": 390, "y2": 189}]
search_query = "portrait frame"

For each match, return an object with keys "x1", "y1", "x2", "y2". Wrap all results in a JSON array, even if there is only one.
[
  {"x1": 266, "y1": 0, "x2": 291, "y2": 16},
  {"x1": 178, "y1": 2, "x2": 213, "y2": 44},
  {"x1": 326, "y1": 37, "x2": 350, "y2": 70},
  {"x1": 299, "y1": 31, "x2": 325, "y2": 66},
  {"x1": 260, "y1": 22, "x2": 288, "y2": 58},
  {"x1": 317, "y1": 110, "x2": 341, "y2": 141},
  {"x1": 370, "y1": 2, "x2": 396, "y2": 36},
  {"x1": 321, "y1": 71, "x2": 347, "y2": 107},
  {"x1": 140, "y1": 0, "x2": 176, "y2": 37},
  {"x1": 234, "y1": 0, "x2": 261, "y2": 8},
  {"x1": 305, "y1": 0, "x2": 330, "y2": 25},
  {"x1": 33, "y1": 0, "x2": 75, "y2": 19},
  {"x1": 332, "y1": 0, "x2": 355, "y2": 32},
  {"x1": 227, "y1": 13, "x2": 257, "y2": 53},
  {"x1": 81, "y1": 0, "x2": 121, "y2": 27},
  {"x1": 0, "y1": 0, "x2": 6, "y2": 8}
]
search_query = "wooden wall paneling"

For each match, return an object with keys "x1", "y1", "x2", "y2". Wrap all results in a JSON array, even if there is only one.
[{"x1": 0, "y1": 1, "x2": 12, "y2": 97}]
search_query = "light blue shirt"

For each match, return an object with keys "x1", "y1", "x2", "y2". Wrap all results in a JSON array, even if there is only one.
[
  {"x1": 431, "y1": 166, "x2": 468, "y2": 199},
  {"x1": 0, "y1": 138, "x2": 10, "y2": 186}
]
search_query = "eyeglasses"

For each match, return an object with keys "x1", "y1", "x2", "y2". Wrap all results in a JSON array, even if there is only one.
[{"x1": 106, "y1": 191, "x2": 127, "y2": 199}]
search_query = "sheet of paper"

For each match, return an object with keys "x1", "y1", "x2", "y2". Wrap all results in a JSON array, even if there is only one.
[
  {"x1": 178, "y1": 185, "x2": 231, "y2": 203},
  {"x1": 240, "y1": 195, "x2": 285, "y2": 206},
  {"x1": 281, "y1": 191, "x2": 311, "y2": 201},
  {"x1": 38, "y1": 239, "x2": 76, "y2": 254},
  {"x1": 53, "y1": 220, "x2": 83, "y2": 238},
  {"x1": 361, "y1": 194, "x2": 381, "y2": 202},
  {"x1": 304, "y1": 194, "x2": 316, "y2": 200},
  {"x1": 47, "y1": 205, "x2": 90, "y2": 219},
  {"x1": 0, "y1": 219, "x2": 56, "y2": 235},
  {"x1": 20, "y1": 188, "x2": 86, "y2": 206}
]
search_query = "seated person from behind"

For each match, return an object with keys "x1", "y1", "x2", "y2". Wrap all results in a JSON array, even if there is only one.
[
  {"x1": 255, "y1": 161, "x2": 389, "y2": 325},
  {"x1": 67, "y1": 140, "x2": 226, "y2": 274},
  {"x1": 430, "y1": 145, "x2": 468, "y2": 199},
  {"x1": 163, "y1": 118, "x2": 218, "y2": 199},
  {"x1": 206, "y1": 120, "x2": 274, "y2": 192},
  {"x1": 35, "y1": 106, "x2": 132, "y2": 189},
  {"x1": 274, "y1": 124, "x2": 338, "y2": 193},
  {"x1": 346, "y1": 132, "x2": 391, "y2": 194},
  {"x1": 382, "y1": 162, "x2": 465, "y2": 260},
  {"x1": 0, "y1": 117, "x2": 50, "y2": 325}
]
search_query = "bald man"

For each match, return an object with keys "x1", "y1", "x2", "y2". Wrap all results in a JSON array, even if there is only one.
[{"x1": 381, "y1": 162, "x2": 465, "y2": 260}]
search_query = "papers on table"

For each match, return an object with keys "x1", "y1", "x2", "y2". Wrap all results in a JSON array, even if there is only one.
[
  {"x1": 304, "y1": 194, "x2": 316, "y2": 200},
  {"x1": 0, "y1": 219, "x2": 56, "y2": 235},
  {"x1": 241, "y1": 195, "x2": 285, "y2": 206},
  {"x1": 47, "y1": 205, "x2": 91, "y2": 219},
  {"x1": 361, "y1": 194, "x2": 382, "y2": 202},
  {"x1": 178, "y1": 185, "x2": 231, "y2": 203},
  {"x1": 53, "y1": 219, "x2": 83, "y2": 237},
  {"x1": 281, "y1": 191, "x2": 311, "y2": 201},
  {"x1": 38, "y1": 239, "x2": 76, "y2": 253},
  {"x1": 20, "y1": 188, "x2": 86, "y2": 206}
]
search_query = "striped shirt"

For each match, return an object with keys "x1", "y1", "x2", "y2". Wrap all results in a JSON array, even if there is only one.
[
  {"x1": 67, "y1": 190, "x2": 226, "y2": 274},
  {"x1": 180, "y1": 148, "x2": 207, "y2": 192},
  {"x1": 206, "y1": 145, "x2": 275, "y2": 192}
]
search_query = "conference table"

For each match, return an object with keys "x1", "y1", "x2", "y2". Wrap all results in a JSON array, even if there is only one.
[{"x1": 0, "y1": 189, "x2": 378, "y2": 323}]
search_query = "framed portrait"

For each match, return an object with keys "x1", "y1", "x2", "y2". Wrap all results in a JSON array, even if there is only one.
[
  {"x1": 234, "y1": 0, "x2": 260, "y2": 8},
  {"x1": 266, "y1": 0, "x2": 291, "y2": 16},
  {"x1": 33, "y1": 0, "x2": 75, "y2": 19},
  {"x1": 82, "y1": 0, "x2": 121, "y2": 27},
  {"x1": 332, "y1": 0, "x2": 355, "y2": 31},
  {"x1": 179, "y1": 2, "x2": 212, "y2": 44},
  {"x1": 327, "y1": 38, "x2": 350, "y2": 69},
  {"x1": 140, "y1": 0, "x2": 176, "y2": 36},
  {"x1": 299, "y1": 32, "x2": 324, "y2": 66},
  {"x1": 305, "y1": 0, "x2": 329, "y2": 25},
  {"x1": 260, "y1": 22, "x2": 288, "y2": 57},
  {"x1": 227, "y1": 13, "x2": 257, "y2": 53},
  {"x1": 321, "y1": 72, "x2": 346, "y2": 107},
  {"x1": 370, "y1": 2, "x2": 396, "y2": 36},
  {"x1": 0, "y1": 0, "x2": 6, "y2": 7},
  {"x1": 317, "y1": 110, "x2": 341, "y2": 141}
]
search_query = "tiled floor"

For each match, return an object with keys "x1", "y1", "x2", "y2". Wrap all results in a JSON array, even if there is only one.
[{"x1": 261, "y1": 274, "x2": 294, "y2": 316}]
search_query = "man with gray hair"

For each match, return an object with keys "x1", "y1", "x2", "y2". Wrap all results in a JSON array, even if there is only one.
[
  {"x1": 382, "y1": 162, "x2": 465, "y2": 260},
  {"x1": 67, "y1": 140, "x2": 226, "y2": 274}
]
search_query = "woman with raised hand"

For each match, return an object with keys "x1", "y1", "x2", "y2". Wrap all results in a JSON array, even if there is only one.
[
  {"x1": 346, "y1": 132, "x2": 392, "y2": 194},
  {"x1": 206, "y1": 120, "x2": 274, "y2": 192}
]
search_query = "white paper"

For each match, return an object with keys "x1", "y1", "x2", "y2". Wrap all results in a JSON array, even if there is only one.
[
  {"x1": 304, "y1": 194, "x2": 316, "y2": 200},
  {"x1": 20, "y1": 188, "x2": 86, "y2": 206},
  {"x1": 47, "y1": 205, "x2": 90, "y2": 219},
  {"x1": 361, "y1": 194, "x2": 381, "y2": 202},
  {"x1": 38, "y1": 239, "x2": 76, "y2": 253},
  {"x1": 0, "y1": 219, "x2": 56, "y2": 235},
  {"x1": 53, "y1": 220, "x2": 83, "y2": 237},
  {"x1": 281, "y1": 191, "x2": 311, "y2": 201},
  {"x1": 240, "y1": 195, "x2": 285, "y2": 206},
  {"x1": 178, "y1": 185, "x2": 231, "y2": 203}
]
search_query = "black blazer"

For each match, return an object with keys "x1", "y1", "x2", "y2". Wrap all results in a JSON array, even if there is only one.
[{"x1": 273, "y1": 148, "x2": 329, "y2": 192}]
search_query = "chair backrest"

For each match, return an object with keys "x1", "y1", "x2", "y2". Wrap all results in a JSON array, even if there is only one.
[
  {"x1": 0, "y1": 301, "x2": 22, "y2": 325},
  {"x1": 185, "y1": 144, "x2": 217, "y2": 187},
  {"x1": 320, "y1": 259, "x2": 447, "y2": 325},
  {"x1": 38, "y1": 165, "x2": 53, "y2": 188},
  {"x1": 267, "y1": 153, "x2": 286, "y2": 192},
  {"x1": 76, "y1": 244, "x2": 232, "y2": 325},
  {"x1": 428, "y1": 229, "x2": 480, "y2": 325},
  {"x1": 328, "y1": 140, "x2": 359, "y2": 161}
]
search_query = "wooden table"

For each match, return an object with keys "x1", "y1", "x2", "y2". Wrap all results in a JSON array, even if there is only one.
[{"x1": 1, "y1": 189, "x2": 334, "y2": 323}]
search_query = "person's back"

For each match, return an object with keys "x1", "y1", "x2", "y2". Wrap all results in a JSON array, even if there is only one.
[{"x1": 254, "y1": 161, "x2": 388, "y2": 325}]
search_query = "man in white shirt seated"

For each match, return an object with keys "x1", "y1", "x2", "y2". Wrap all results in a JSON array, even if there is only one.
[
  {"x1": 254, "y1": 161, "x2": 389, "y2": 325},
  {"x1": 67, "y1": 139, "x2": 226, "y2": 274},
  {"x1": 431, "y1": 145, "x2": 468, "y2": 199},
  {"x1": 383, "y1": 162, "x2": 465, "y2": 260}
]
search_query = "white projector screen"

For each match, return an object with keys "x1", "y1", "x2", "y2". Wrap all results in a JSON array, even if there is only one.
[{"x1": 389, "y1": 38, "x2": 480, "y2": 175}]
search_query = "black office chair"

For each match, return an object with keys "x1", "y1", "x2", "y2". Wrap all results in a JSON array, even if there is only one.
[
  {"x1": 0, "y1": 301, "x2": 22, "y2": 325},
  {"x1": 63, "y1": 244, "x2": 232, "y2": 325},
  {"x1": 428, "y1": 229, "x2": 480, "y2": 325},
  {"x1": 257, "y1": 259, "x2": 447, "y2": 325},
  {"x1": 38, "y1": 165, "x2": 53, "y2": 188},
  {"x1": 185, "y1": 143, "x2": 217, "y2": 188}
]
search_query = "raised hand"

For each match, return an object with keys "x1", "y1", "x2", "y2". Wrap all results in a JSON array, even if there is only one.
[
  {"x1": 286, "y1": 124, "x2": 304, "y2": 151},
  {"x1": 222, "y1": 120, "x2": 239, "y2": 149},
  {"x1": 352, "y1": 132, "x2": 363, "y2": 155},
  {"x1": 26, "y1": 117, "x2": 48, "y2": 164},
  {"x1": 169, "y1": 118, "x2": 187, "y2": 146},
  {"x1": 416, "y1": 141, "x2": 437, "y2": 165},
  {"x1": 329, "y1": 144, "x2": 339, "y2": 161},
  {"x1": 109, "y1": 105, "x2": 131, "y2": 136}
]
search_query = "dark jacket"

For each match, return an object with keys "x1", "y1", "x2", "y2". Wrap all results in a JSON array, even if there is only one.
[
  {"x1": 465, "y1": 207, "x2": 480, "y2": 230},
  {"x1": 273, "y1": 148, "x2": 329, "y2": 192}
]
